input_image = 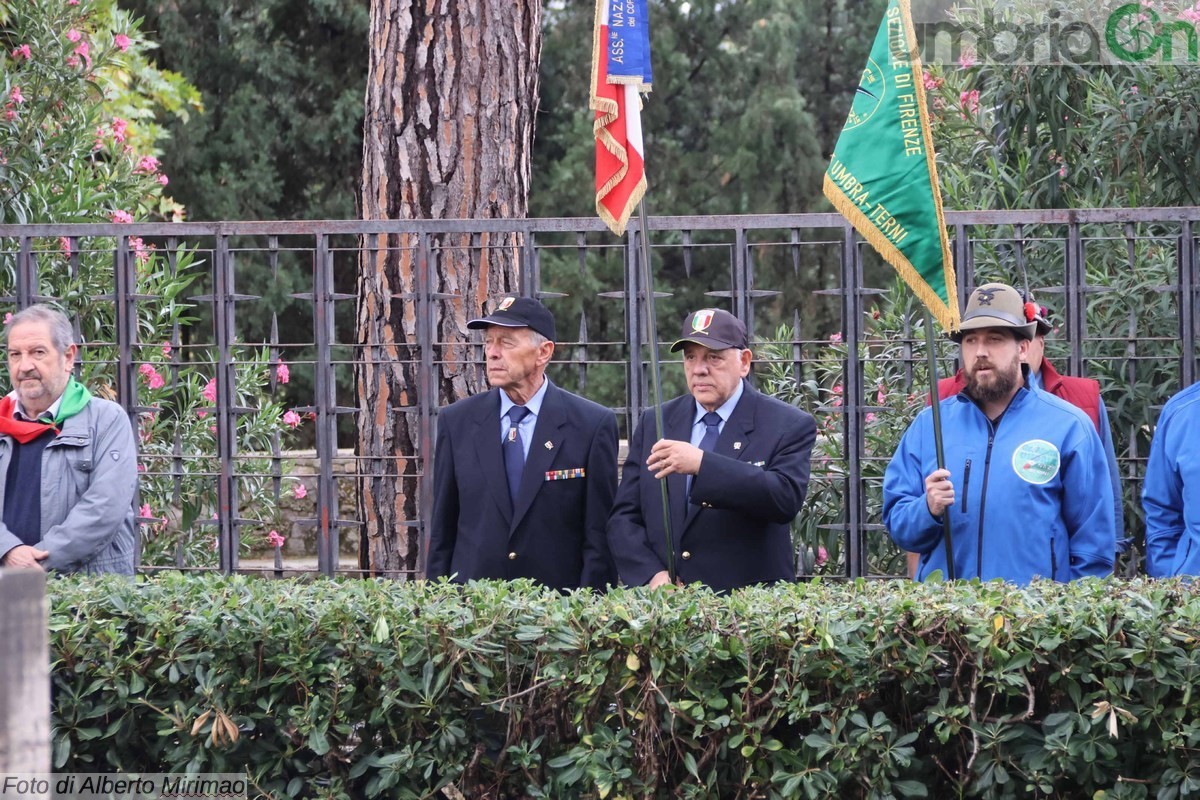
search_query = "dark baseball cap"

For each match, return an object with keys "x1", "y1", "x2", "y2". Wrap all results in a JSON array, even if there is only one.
[
  {"x1": 467, "y1": 296, "x2": 556, "y2": 341},
  {"x1": 669, "y1": 308, "x2": 748, "y2": 352}
]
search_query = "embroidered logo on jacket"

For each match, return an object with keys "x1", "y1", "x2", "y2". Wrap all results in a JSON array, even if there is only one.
[{"x1": 1011, "y1": 439, "x2": 1060, "y2": 484}]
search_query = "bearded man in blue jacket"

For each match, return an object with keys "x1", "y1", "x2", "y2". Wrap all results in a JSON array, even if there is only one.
[{"x1": 883, "y1": 282, "x2": 1115, "y2": 584}]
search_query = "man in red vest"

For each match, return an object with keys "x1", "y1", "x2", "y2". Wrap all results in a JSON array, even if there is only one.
[{"x1": 905, "y1": 293, "x2": 1125, "y2": 576}]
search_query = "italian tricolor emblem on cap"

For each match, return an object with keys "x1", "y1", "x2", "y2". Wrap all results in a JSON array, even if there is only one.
[{"x1": 691, "y1": 309, "x2": 715, "y2": 333}]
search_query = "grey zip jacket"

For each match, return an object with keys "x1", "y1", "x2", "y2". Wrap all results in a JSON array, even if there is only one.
[{"x1": 0, "y1": 395, "x2": 137, "y2": 574}]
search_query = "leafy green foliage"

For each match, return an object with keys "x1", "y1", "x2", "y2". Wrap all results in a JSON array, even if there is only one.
[
  {"x1": 759, "y1": 278, "x2": 944, "y2": 577},
  {"x1": 0, "y1": 0, "x2": 196, "y2": 223},
  {"x1": 1, "y1": 0, "x2": 301, "y2": 567},
  {"x1": 49, "y1": 575, "x2": 1200, "y2": 798}
]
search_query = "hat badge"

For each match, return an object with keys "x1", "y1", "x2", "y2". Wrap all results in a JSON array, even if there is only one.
[
  {"x1": 498, "y1": 296, "x2": 516, "y2": 311},
  {"x1": 691, "y1": 309, "x2": 715, "y2": 333},
  {"x1": 975, "y1": 289, "x2": 997, "y2": 306}
]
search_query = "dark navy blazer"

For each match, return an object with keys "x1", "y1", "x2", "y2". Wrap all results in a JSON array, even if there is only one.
[
  {"x1": 607, "y1": 381, "x2": 816, "y2": 592},
  {"x1": 426, "y1": 381, "x2": 618, "y2": 591}
]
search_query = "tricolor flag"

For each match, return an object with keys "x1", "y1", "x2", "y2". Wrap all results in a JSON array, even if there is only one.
[
  {"x1": 823, "y1": 0, "x2": 960, "y2": 331},
  {"x1": 591, "y1": 0, "x2": 652, "y2": 237}
]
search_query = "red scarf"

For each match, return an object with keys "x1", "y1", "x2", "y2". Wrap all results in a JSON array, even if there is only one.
[
  {"x1": 0, "y1": 379, "x2": 92, "y2": 443},
  {"x1": 0, "y1": 396, "x2": 57, "y2": 443}
]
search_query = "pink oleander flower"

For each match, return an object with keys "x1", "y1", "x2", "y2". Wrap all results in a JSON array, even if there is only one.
[
  {"x1": 1130, "y1": 84, "x2": 1140, "y2": 94},
  {"x1": 276, "y1": 362, "x2": 290, "y2": 384},
  {"x1": 130, "y1": 236, "x2": 154, "y2": 265},
  {"x1": 829, "y1": 332, "x2": 843, "y2": 343},
  {"x1": 293, "y1": 483, "x2": 307, "y2": 499},
  {"x1": 1058, "y1": 165, "x2": 1067, "y2": 178},
  {"x1": 110, "y1": 209, "x2": 133, "y2": 224},
  {"x1": 73, "y1": 41, "x2": 91, "y2": 68},
  {"x1": 922, "y1": 70, "x2": 941, "y2": 91},
  {"x1": 66, "y1": 29, "x2": 82, "y2": 43},
  {"x1": 282, "y1": 410, "x2": 301, "y2": 428},
  {"x1": 162, "y1": 342, "x2": 172, "y2": 357},
  {"x1": 138, "y1": 503, "x2": 153, "y2": 519},
  {"x1": 135, "y1": 155, "x2": 159, "y2": 174},
  {"x1": 876, "y1": 385, "x2": 887, "y2": 405},
  {"x1": 11, "y1": 45, "x2": 31, "y2": 61},
  {"x1": 113, "y1": 33, "x2": 132, "y2": 52},
  {"x1": 960, "y1": 89, "x2": 980, "y2": 115},
  {"x1": 9, "y1": 87, "x2": 24, "y2": 105},
  {"x1": 137, "y1": 363, "x2": 166, "y2": 391},
  {"x1": 816, "y1": 546, "x2": 829, "y2": 567},
  {"x1": 110, "y1": 117, "x2": 128, "y2": 143},
  {"x1": 1182, "y1": 7, "x2": 1200, "y2": 24},
  {"x1": 59, "y1": 237, "x2": 72, "y2": 257},
  {"x1": 137, "y1": 463, "x2": 146, "y2": 473},
  {"x1": 3, "y1": 313, "x2": 11, "y2": 326},
  {"x1": 266, "y1": 530, "x2": 286, "y2": 548},
  {"x1": 865, "y1": 412, "x2": 877, "y2": 424},
  {"x1": 957, "y1": 48, "x2": 977, "y2": 69},
  {"x1": 157, "y1": 174, "x2": 169, "y2": 186},
  {"x1": 202, "y1": 378, "x2": 217, "y2": 404}
]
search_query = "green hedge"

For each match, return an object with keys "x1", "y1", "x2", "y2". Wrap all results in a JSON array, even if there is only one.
[{"x1": 48, "y1": 575, "x2": 1200, "y2": 799}]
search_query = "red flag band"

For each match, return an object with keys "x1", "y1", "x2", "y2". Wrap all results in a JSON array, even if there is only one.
[{"x1": 591, "y1": 0, "x2": 650, "y2": 236}]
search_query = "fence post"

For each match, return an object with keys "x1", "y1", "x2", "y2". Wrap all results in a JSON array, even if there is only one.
[{"x1": 0, "y1": 570, "x2": 50, "y2": 784}]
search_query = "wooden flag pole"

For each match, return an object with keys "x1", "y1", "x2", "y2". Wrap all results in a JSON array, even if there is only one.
[
  {"x1": 635, "y1": 198, "x2": 675, "y2": 584},
  {"x1": 923, "y1": 308, "x2": 956, "y2": 580}
]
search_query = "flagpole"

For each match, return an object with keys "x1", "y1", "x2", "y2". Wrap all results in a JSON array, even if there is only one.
[
  {"x1": 922, "y1": 308, "x2": 956, "y2": 580},
  {"x1": 635, "y1": 199, "x2": 675, "y2": 584}
]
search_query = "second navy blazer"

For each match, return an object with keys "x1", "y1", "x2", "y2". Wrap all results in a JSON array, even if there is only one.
[{"x1": 607, "y1": 381, "x2": 816, "y2": 592}]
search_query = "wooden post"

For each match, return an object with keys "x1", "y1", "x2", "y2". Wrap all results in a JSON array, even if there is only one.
[{"x1": 0, "y1": 570, "x2": 50, "y2": 778}]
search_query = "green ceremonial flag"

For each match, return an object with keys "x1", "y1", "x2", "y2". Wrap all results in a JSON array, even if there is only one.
[{"x1": 823, "y1": 0, "x2": 960, "y2": 332}]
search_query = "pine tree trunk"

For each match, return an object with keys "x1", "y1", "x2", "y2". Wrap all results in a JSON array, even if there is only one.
[{"x1": 357, "y1": 0, "x2": 541, "y2": 576}]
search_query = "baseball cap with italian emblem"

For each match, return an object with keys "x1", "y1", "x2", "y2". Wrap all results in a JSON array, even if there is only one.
[
  {"x1": 467, "y1": 296, "x2": 556, "y2": 341},
  {"x1": 669, "y1": 308, "x2": 749, "y2": 352}
]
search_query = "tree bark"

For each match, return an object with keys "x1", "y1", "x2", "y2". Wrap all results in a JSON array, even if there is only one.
[{"x1": 358, "y1": 0, "x2": 541, "y2": 576}]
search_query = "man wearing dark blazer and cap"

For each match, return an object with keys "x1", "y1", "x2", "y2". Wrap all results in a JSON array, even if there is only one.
[
  {"x1": 426, "y1": 296, "x2": 618, "y2": 591},
  {"x1": 607, "y1": 308, "x2": 817, "y2": 591}
]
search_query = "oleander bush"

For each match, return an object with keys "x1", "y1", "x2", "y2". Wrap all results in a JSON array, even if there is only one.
[{"x1": 48, "y1": 574, "x2": 1200, "y2": 799}]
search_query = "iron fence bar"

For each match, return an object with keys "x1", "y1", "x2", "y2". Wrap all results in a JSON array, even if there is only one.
[
  {"x1": 417, "y1": 231, "x2": 437, "y2": 577},
  {"x1": 8, "y1": 207, "x2": 1200, "y2": 241},
  {"x1": 841, "y1": 224, "x2": 865, "y2": 578},
  {"x1": 1181, "y1": 221, "x2": 1198, "y2": 388},
  {"x1": 313, "y1": 233, "x2": 338, "y2": 576},
  {"x1": 212, "y1": 233, "x2": 238, "y2": 575},
  {"x1": 521, "y1": 230, "x2": 536, "y2": 295},
  {"x1": 113, "y1": 236, "x2": 141, "y2": 568},
  {"x1": 625, "y1": 231, "x2": 645, "y2": 433},
  {"x1": 15, "y1": 236, "x2": 35, "y2": 309},
  {"x1": 1066, "y1": 221, "x2": 1086, "y2": 376},
  {"x1": 734, "y1": 228, "x2": 750, "y2": 327}
]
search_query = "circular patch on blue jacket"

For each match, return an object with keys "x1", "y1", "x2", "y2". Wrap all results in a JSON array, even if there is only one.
[{"x1": 1012, "y1": 439, "x2": 1060, "y2": 484}]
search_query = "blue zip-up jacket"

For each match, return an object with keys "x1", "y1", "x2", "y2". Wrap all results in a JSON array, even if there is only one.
[
  {"x1": 1143, "y1": 381, "x2": 1200, "y2": 577},
  {"x1": 883, "y1": 384, "x2": 1115, "y2": 584}
]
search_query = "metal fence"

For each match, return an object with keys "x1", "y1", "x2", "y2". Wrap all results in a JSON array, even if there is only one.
[{"x1": 1, "y1": 208, "x2": 1197, "y2": 578}]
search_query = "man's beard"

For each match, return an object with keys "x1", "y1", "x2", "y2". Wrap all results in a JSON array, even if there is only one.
[{"x1": 964, "y1": 355, "x2": 1020, "y2": 405}]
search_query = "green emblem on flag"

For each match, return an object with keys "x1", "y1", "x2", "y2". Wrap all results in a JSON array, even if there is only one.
[{"x1": 823, "y1": 0, "x2": 959, "y2": 332}]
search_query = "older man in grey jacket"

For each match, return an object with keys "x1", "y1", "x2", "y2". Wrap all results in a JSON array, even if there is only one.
[{"x1": 0, "y1": 305, "x2": 137, "y2": 574}]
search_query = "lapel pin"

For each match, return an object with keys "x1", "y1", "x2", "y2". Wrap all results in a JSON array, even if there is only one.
[
  {"x1": 545, "y1": 441, "x2": 554, "y2": 450},
  {"x1": 733, "y1": 442, "x2": 742, "y2": 450}
]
